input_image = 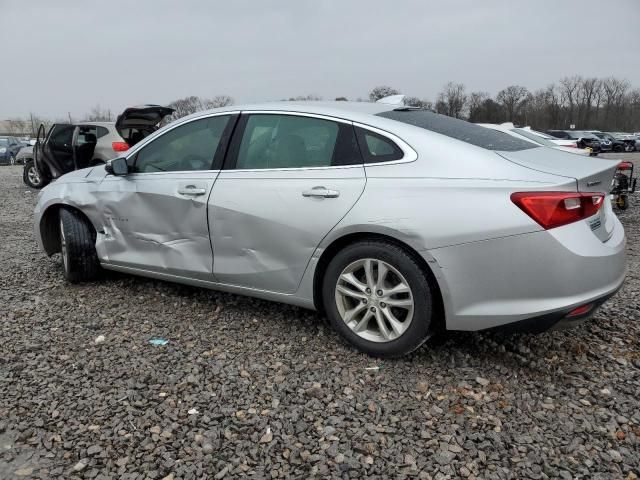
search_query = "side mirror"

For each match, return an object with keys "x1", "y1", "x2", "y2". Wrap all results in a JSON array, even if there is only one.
[{"x1": 105, "y1": 157, "x2": 129, "y2": 176}]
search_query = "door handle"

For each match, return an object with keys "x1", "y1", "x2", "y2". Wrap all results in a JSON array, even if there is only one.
[
  {"x1": 178, "y1": 186, "x2": 207, "y2": 196},
  {"x1": 302, "y1": 186, "x2": 340, "y2": 198}
]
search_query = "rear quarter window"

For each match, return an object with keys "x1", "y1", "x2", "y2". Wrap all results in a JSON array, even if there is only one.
[{"x1": 377, "y1": 110, "x2": 537, "y2": 151}]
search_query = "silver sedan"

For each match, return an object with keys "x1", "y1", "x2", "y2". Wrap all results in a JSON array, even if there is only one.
[{"x1": 33, "y1": 99, "x2": 626, "y2": 357}]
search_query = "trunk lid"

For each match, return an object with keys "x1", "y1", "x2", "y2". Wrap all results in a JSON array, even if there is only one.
[{"x1": 498, "y1": 147, "x2": 620, "y2": 242}]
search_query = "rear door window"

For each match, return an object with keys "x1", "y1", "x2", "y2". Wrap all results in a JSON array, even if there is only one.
[{"x1": 232, "y1": 114, "x2": 361, "y2": 169}]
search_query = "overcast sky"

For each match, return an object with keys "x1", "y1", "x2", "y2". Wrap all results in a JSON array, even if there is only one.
[{"x1": 1, "y1": 0, "x2": 639, "y2": 119}]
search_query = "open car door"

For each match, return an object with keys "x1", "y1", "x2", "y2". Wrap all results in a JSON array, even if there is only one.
[
  {"x1": 36, "y1": 123, "x2": 76, "y2": 179},
  {"x1": 115, "y1": 105, "x2": 175, "y2": 147}
]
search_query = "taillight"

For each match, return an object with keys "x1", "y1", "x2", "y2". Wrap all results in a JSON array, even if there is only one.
[
  {"x1": 567, "y1": 143, "x2": 578, "y2": 148},
  {"x1": 511, "y1": 192, "x2": 604, "y2": 230},
  {"x1": 112, "y1": 141, "x2": 129, "y2": 152}
]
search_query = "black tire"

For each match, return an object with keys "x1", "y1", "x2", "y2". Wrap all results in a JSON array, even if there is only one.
[
  {"x1": 59, "y1": 208, "x2": 101, "y2": 283},
  {"x1": 613, "y1": 145, "x2": 623, "y2": 153},
  {"x1": 617, "y1": 195, "x2": 629, "y2": 211},
  {"x1": 23, "y1": 160, "x2": 47, "y2": 189},
  {"x1": 322, "y1": 240, "x2": 434, "y2": 358}
]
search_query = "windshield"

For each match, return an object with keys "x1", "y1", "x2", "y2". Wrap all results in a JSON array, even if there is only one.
[
  {"x1": 0, "y1": 138, "x2": 9, "y2": 146},
  {"x1": 510, "y1": 129, "x2": 557, "y2": 147},
  {"x1": 377, "y1": 110, "x2": 536, "y2": 151}
]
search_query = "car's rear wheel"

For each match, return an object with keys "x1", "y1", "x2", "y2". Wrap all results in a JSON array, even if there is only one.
[
  {"x1": 322, "y1": 240, "x2": 434, "y2": 357},
  {"x1": 59, "y1": 208, "x2": 101, "y2": 283},
  {"x1": 23, "y1": 160, "x2": 46, "y2": 189}
]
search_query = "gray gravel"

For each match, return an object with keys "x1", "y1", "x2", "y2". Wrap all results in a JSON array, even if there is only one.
[{"x1": 1, "y1": 156, "x2": 639, "y2": 479}]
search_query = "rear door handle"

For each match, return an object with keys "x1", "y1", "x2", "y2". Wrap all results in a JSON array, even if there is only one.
[
  {"x1": 178, "y1": 185, "x2": 207, "y2": 196},
  {"x1": 302, "y1": 186, "x2": 340, "y2": 198}
]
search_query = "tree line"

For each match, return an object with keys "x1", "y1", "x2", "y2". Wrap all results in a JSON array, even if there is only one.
[
  {"x1": 3, "y1": 75, "x2": 639, "y2": 137},
  {"x1": 368, "y1": 77, "x2": 640, "y2": 132}
]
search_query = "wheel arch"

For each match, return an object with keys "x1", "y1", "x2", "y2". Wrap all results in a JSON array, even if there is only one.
[
  {"x1": 39, "y1": 203, "x2": 97, "y2": 256},
  {"x1": 312, "y1": 231, "x2": 446, "y2": 330}
]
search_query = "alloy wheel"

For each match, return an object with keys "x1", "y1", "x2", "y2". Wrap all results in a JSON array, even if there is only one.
[
  {"x1": 27, "y1": 165, "x2": 41, "y2": 185},
  {"x1": 335, "y1": 258, "x2": 414, "y2": 343}
]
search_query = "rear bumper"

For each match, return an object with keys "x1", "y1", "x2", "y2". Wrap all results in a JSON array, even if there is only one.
[
  {"x1": 486, "y1": 287, "x2": 621, "y2": 334},
  {"x1": 428, "y1": 215, "x2": 626, "y2": 331}
]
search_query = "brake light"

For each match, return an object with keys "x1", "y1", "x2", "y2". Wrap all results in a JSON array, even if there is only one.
[
  {"x1": 567, "y1": 143, "x2": 578, "y2": 148},
  {"x1": 112, "y1": 141, "x2": 129, "y2": 152},
  {"x1": 511, "y1": 192, "x2": 604, "y2": 229}
]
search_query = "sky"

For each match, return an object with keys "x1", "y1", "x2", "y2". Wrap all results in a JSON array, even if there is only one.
[{"x1": 1, "y1": 0, "x2": 639, "y2": 119}]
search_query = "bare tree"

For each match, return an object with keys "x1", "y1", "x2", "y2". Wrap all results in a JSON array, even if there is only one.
[
  {"x1": 601, "y1": 77, "x2": 630, "y2": 129},
  {"x1": 286, "y1": 94, "x2": 322, "y2": 101},
  {"x1": 369, "y1": 86, "x2": 400, "y2": 102},
  {"x1": 85, "y1": 104, "x2": 113, "y2": 122},
  {"x1": 404, "y1": 96, "x2": 433, "y2": 109},
  {"x1": 496, "y1": 85, "x2": 530, "y2": 123},
  {"x1": 435, "y1": 82, "x2": 467, "y2": 119},
  {"x1": 204, "y1": 95, "x2": 234, "y2": 109},
  {"x1": 467, "y1": 92, "x2": 489, "y2": 122},
  {"x1": 167, "y1": 95, "x2": 234, "y2": 121},
  {"x1": 335, "y1": 96, "x2": 348, "y2": 101}
]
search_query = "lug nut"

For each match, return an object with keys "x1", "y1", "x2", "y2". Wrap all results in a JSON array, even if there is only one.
[
  {"x1": 362, "y1": 298, "x2": 368, "y2": 304},
  {"x1": 370, "y1": 307, "x2": 376, "y2": 312},
  {"x1": 380, "y1": 302, "x2": 386, "y2": 308},
  {"x1": 376, "y1": 290, "x2": 383, "y2": 296},
  {"x1": 366, "y1": 288, "x2": 371, "y2": 294}
]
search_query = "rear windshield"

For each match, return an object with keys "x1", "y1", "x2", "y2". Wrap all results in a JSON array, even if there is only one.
[{"x1": 377, "y1": 110, "x2": 536, "y2": 151}]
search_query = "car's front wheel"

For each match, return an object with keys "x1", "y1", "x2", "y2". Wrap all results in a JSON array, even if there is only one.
[
  {"x1": 322, "y1": 240, "x2": 434, "y2": 358},
  {"x1": 59, "y1": 208, "x2": 101, "y2": 283}
]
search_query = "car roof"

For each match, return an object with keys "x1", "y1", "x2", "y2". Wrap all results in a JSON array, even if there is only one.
[{"x1": 178, "y1": 101, "x2": 397, "y2": 125}]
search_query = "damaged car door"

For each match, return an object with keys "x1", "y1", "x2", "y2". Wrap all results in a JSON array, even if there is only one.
[
  {"x1": 97, "y1": 113, "x2": 236, "y2": 280},
  {"x1": 209, "y1": 112, "x2": 365, "y2": 293}
]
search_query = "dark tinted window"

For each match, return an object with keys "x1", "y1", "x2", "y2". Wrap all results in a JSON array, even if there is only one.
[
  {"x1": 96, "y1": 126, "x2": 109, "y2": 138},
  {"x1": 234, "y1": 114, "x2": 361, "y2": 169},
  {"x1": 50, "y1": 125, "x2": 74, "y2": 145},
  {"x1": 356, "y1": 127, "x2": 403, "y2": 163},
  {"x1": 134, "y1": 116, "x2": 230, "y2": 173},
  {"x1": 377, "y1": 110, "x2": 536, "y2": 151}
]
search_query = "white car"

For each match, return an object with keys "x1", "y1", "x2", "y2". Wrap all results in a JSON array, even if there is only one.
[{"x1": 477, "y1": 123, "x2": 591, "y2": 156}]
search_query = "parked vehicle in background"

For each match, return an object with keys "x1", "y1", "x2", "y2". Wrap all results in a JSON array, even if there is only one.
[
  {"x1": 546, "y1": 130, "x2": 601, "y2": 154},
  {"x1": 25, "y1": 105, "x2": 174, "y2": 189},
  {"x1": 477, "y1": 123, "x2": 591, "y2": 156},
  {"x1": 33, "y1": 99, "x2": 626, "y2": 357},
  {"x1": 609, "y1": 132, "x2": 637, "y2": 152},
  {"x1": 518, "y1": 127, "x2": 585, "y2": 149},
  {"x1": 15, "y1": 145, "x2": 33, "y2": 165},
  {"x1": 0, "y1": 136, "x2": 24, "y2": 165},
  {"x1": 589, "y1": 132, "x2": 625, "y2": 152}
]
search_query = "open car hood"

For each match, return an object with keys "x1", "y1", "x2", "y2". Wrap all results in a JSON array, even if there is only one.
[{"x1": 115, "y1": 105, "x2": 175, "y2": 130}]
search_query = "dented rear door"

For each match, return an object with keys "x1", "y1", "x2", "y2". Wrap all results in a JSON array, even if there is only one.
[{"x1": 209, "y1": 112, "x2": 365, "y2": 294}]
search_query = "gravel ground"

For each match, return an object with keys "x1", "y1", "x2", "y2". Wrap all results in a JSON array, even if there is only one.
[{"x1": 1, "y1": 155, "x2": 639, "y2": 480}]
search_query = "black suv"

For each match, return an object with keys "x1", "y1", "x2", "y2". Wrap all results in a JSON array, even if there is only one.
[{"x1": 546, "y1": 130, "x2": 602, "y2": 154}]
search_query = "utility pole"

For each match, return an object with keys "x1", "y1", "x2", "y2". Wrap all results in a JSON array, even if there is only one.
[{"x1": 68, "y1": 112, "x2": 72, "y2": 123}]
